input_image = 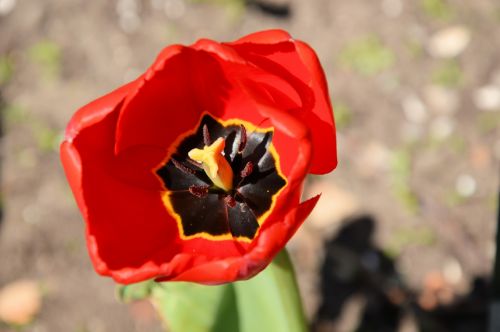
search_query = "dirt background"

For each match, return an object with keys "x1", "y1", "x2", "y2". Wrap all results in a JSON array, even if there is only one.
[{"x1": 0, "y1": 0, "x2": 499, "y2": 331}]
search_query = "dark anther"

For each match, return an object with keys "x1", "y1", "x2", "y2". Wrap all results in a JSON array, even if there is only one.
[
  {"x1": 240, "y1": 161, "x2": 254, "y2": 178},
  {"x1": 238, "y1": 125, "x2": 247, "y2": 152},
  {"x1": 171, "y1": 158, "x2": 196, "y2": 175},
  {"x1": 189, "y1": 185, "x2": 209, "y2": 198},
  {"x1": 224, "y1": 195, "x2": 236, "y2": 208},
  {"x1": 203, "y1": 124, "x2": 211, "y2": 146},
  {"x1": 186, "y1": 157, "x2": 203, "y2": 169}
]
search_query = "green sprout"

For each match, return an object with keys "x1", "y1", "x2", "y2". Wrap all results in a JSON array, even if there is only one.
[
  {"x1": 0, "y1": 55, "x2": 14, "y2": 85},
  {"x1": 406, "y1": 39, "x2": 424, "y2": 58},
  {"x1": 426, "y1": 134, "x2": 466, "y2": 154},
  {"x1": 333, "y1": 102, "x2": 353, "y2": 130},
  {"x1": 188, "y1": 0, "x2": 245, "y2": 21},
  {"x1": 32, "y1": 123, "x2": 61, "y2": 152},
  {"x1": 4, "y1": 104, "x2": 28, "y2": 125},
  {"x1": 477, "y1": 112, "x2": 500, "y2": 133},
  {"x1": 421, "y1": 0, "x2": 454, "y2": 20},
  {"x1": 28, "y1": 40, "x2": 62, "y2": 80},
  {"x1": 340, "y1": 36, "x2": 395, "y2": 76},
  {"x1": 445, "y1": 191, "x2": 467, "y2": 207},
  {"x1": 432, "y1": 60, "x2": 463, "y2": 88},
  {"x1": 385, "y1": 226, "x2": 437, "y2": 257},
  {"x1": 390, "y1": 148, "x2": 419, "y2": 214}
]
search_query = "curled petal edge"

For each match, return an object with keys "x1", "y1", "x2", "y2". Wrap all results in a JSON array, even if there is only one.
[
  {"x1": 155, "y1": 194, "x2": 320, "y2": 284},
  {"x1": 64, "y1": 79, "x2": 141, "y2": 143}
]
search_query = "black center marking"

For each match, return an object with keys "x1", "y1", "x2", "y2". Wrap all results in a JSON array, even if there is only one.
[{"x1": 156, "y1": 114, "x2": 287, "y2": 240}]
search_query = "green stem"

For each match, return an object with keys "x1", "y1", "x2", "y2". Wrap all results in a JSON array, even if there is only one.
[
  {"x1": 118, "y1": 249, "x2": 308, "y2": 332},
  {"x1": 233, "y1": 249, "x2": 309, "y2": 332}
]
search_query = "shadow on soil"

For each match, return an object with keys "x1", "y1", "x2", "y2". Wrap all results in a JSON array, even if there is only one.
[
  {"x1": 246, "y1": 0, "x2": 291, "y2": 18},
  {"x1": 313, "y1": 215, "x2": 490, "y2": 332}
]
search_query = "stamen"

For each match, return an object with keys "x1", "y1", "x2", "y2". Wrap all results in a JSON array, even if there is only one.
[
  {"x1": 203, "y1": 124, "x2": 211, "y2": 146},
  {"x1": 186, "y1": 157, "x2": 203, "y2": 169},
  {"x1": 224, "y1": 195, "x2": 236, "y2": 208},
  {"x1": 171, "y1": 158, "x2": 196, "y2": 175},
  {"x1": 189, "y1": 185, "x2": 209, "y2": 198},
  {"x1": 240, "y1": 161, "x2": 254, "y2": 178},
  {"x1": 238, "y1": 125, "x2": 247, "y2": 153}
]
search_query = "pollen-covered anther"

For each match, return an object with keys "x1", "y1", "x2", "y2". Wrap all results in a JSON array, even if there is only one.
[
  {"x1": 188, "y1": 185, "x2": 209, "y2": 198},
  {"x1": 240, "y1": 161, "x2": 253, "y2": 178},
  {"x1": 203, "y1": 124, "x2": 211, "y2": 146},
  {"x1": 224, "y1": 195, "x2": 236, "y2": 208},
  {"x1": 238, "y1": 125, "x2": 247, "y2": 153},
  {"x1": 186, "y1": 157, "x2": 203, "y2": 169},
  {"x1": 188, "y1": 137, "x2": 234, "y2": 192},
  {"x1": 171, "y1": 158, "x2": 196, "y2": 175}
]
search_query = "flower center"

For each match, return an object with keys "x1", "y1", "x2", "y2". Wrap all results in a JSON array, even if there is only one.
[{"x1": 155, "y1": 114, "x2": 287, "y2": 242}]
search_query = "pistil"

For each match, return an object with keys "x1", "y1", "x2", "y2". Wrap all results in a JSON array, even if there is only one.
[{"x1": 188, "y1": 137, "x2": 234, "y2": 192}]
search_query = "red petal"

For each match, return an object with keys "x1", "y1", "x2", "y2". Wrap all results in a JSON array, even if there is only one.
[
  {"x1": 115, "y1": 47, "x2": 234, "y2": 154},
  {"x1": 156, "y1": 195, "x2": 320, "y2": 284},
  {"x1": 294, "y1": 41, "x2": 337, "y2": 173},
  {"x1": 65, "y1": 78, "x2": 141, "y2": 142},
  {"x1": 61, "y1": 141, "x2": 86, "y2": 217},
  {"x1": 62, "y1": 31, "x2": 335, "y2": 284},
  {"x1": 227, "y1": 32, "x2": 337, "y2": 174},
  {"x1": 248, "y1": 194, "x2": 320, "y2": 264},
  {"x1": 63, "y1": 105, "x2": 180, "y2": 284},
  {"x1": 232, "y1": 29, "x2": 291, "y2": 45}
]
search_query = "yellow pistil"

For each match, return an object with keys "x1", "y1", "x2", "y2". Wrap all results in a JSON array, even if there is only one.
[{"x1": 188, "y1": 137, "x2": 234, "y2": 192}]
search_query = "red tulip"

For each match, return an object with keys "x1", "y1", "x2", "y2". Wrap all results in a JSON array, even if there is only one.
[{"x1": 60, "y1": 30, "x2": 337, "y2": 285}]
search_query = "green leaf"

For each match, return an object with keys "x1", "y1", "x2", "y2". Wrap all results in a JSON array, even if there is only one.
[
  {"x1": 233, "y1": 250, "x2": 308, "y2": 332},
  {"x1": 117, "y1": 280, "x2": 155, "y2": 303},
  {"x1": 119, "y1": 250, "x2": 307, "y2": 332},
  {"x1": 152, "y1": 282, "x2": 239, "y2": 332}
]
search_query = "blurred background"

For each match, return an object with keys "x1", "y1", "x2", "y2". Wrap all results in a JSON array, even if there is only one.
[{"x1": 0, "y1": 0, "x2": 499, "y2": 331}]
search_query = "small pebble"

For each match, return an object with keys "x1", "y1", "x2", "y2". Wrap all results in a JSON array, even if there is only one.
[
  {"x1": 473, "y1": 85, "x2": 500, "y2": 111},
  {"x1": 455, "y1": 174, "x2": 476, "y2": 197},
  {"x1": 427, "y1": 25, "x2": 471, "y2": 58},
  {"x1": 0, "y1": 280, "x2": 41, "y2": 325},
  {"x1": 402, "y1": 94, "x2": 428, "y2": 124},
  {"x1": 442, "y1": 259, "x2": 463, "y2": 285},
  {"x1": 0, "y1": 0, "x2": 16, "y2": 16}
]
